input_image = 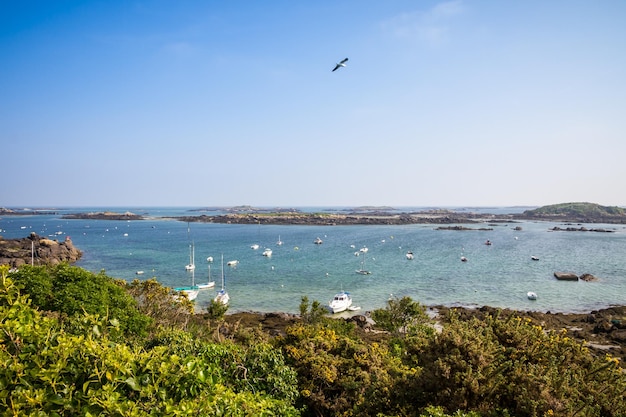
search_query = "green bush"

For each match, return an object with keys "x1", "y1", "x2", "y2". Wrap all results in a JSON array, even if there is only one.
[
  {"x1": 0, "y1": 265, "x2": 300, "y2": 416},
  {"x1": 410, "y1": 310, "x2": 626, "y2": 416},
  {"x1": 10, "y1": 264, "x2": 151, "y2": 339}
]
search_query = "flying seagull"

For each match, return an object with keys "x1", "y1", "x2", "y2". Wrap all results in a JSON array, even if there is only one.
[{"x1": 332, "y1": 58, "x2": 348, "y2": 72}]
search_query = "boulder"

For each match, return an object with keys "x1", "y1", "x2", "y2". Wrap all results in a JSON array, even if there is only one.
[
  {"x1": 0, "y1": 233, "x2": 82, "y2": 267},
  {"x1": 580, "y1": 273, "x2": 599, "y2": 282},
  {"x1": 554, "y1": 272, "x2": 579, "y2": 281}
]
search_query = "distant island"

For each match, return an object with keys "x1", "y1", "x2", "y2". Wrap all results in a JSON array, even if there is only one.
[
  {"x1": 3, "y1": 202, "x2": 625, "y2": 225},
  {"x1": 175, "y1": 202, "x2": 626, "y2": 225},
  {"x1": 61, "y1": 211, "x2": 145, "y2": 220}
]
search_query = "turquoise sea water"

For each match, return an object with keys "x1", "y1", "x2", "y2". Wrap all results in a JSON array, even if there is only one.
[{"x1": 2, "y1": 207, "x2": 625, "y2": 314}]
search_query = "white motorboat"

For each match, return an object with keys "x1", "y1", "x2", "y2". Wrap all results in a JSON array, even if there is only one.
[
  {"x1": 227, "y1": 260, "x2": 239, "y2": 267},
  {"x1": 214, "y1": 255, "x2": 230, "y2": 305},
  {"x1": 314, "y1": 237, "x2": 323, "y2": 244},
  {"x1": 251, "y1": 244, "x2": 260, "y2": 250},
  {"x1": 328, "y1": 291, "x2": 352, "y2": 313},
  {"x1": 406, "y1": 251, "x2": 414, "y2": 260},
  {"x1": 262, "y1": 248, "x2": 272, "y2": 257},
  {"x1": 527, "y1": 291, "x2": 538, "y2": 300}
]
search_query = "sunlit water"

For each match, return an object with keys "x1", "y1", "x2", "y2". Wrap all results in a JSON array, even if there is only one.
[{"x1": 2, "y1": 207, "x2": 625, "y2": 314}]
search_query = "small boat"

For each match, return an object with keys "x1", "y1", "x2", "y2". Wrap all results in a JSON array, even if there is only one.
[
  {"x1": 251, "y1": 244, "x2": 260, "y2": 250},
  {"x1": 135, "y1": 270, "x2": 145, "y2": 275},
  {"x1": 531, "y1": 256, "x2": 539, "y2": 261},
  {"x1": 175, "y1": 269, "x2": 199, "y2": 301},
  {"x1": 227, "y1": 260, "x2": 239, "y2": 267},
  {"x1": 355, "y1": 254, "x2": 371, "y2": 275},
  {"x1": 214, "y1": 255, "x2": 230, "y2": 305},
  {"x1": 314, "y1": 237, "x2": 323, "y2": 244},
  {"x1": 262, "y1": 248, "x2": 272, "y2": 257},
  {"x1": 527, "y1": 291, "x2": 538, "y2": 300},
  {"x1": 328, "y1": 291, "x2": 352, "y2": 313},
  {"x1": 277, "y1": 235, "x2": 283, "y2": 246},
  {"x1": 406, "y1": 251, "x2": 414, "y2": 260},
  {"x1": 207, "y1": 256, "x2": 214, "y2": 263},
  {"x1": 197, "y1": 265, "x2": 215, "y2": 289},
  {"x1": 185, "y1": 243, "x2": 196, "y2": 271},
  {"x1": 460, "y1": 256, "x2": 468, "y2": 262},
  {"x1": 485, "y1": 240, "x2": 492, "y2": 246},
  {"x1": 185, "y1": 224, "x2": 195, "y2": 270}
]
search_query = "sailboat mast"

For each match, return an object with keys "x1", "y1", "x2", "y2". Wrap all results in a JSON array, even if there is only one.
[{"x1": 221, "y1": 254, "x2": 225, "y2": 290}]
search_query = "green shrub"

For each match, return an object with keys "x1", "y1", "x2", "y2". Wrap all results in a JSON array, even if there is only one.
[
  {"x1": 10, "y1": 264, "x2": 151, "y2": 339},
  {"x1": 0, "y1": 265, "x2": 300, "y2": 416}
]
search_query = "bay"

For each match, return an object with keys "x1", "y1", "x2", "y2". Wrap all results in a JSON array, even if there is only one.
[{"x1": 2, "y1": 207, "x2": 625, "y2": 314}]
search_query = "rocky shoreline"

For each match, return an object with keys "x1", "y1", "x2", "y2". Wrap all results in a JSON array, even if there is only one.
[
  {"x1": 0, "y1": 232, "x2": 82, "y2": 267},
  {"x1": 223, "y1": 305, "x2": 626, "y2": 366}
]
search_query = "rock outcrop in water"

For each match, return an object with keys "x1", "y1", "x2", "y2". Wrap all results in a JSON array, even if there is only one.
[{"x1": 0, "y1": 233, "x2": 82, "y2": 267}]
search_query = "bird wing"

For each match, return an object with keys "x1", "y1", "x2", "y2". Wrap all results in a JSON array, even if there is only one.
[
  {"x1": 340, "y1": 58, "x2": 348, "y2": 64},
  {"x1": 332, "y1": 64, "x2": 340, "y2": 71}
]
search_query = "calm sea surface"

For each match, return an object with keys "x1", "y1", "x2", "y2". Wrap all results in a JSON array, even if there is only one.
[{"x1": 2, "y1": 207, "x2": 625, "y2": 314}]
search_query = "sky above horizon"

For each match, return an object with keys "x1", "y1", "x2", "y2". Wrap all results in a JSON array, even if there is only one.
[{"x1": 2, "y1": 1, "x2": 625, "y2": 208}]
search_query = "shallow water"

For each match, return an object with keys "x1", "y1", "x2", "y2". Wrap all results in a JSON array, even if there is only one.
[{"x1": 2, "y1": 207, "x2": 625, "y2": 314}]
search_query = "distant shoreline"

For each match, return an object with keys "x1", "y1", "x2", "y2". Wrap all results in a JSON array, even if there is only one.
[{"x1": 3, "y1": 202, "x2": 626, "y2": 225}]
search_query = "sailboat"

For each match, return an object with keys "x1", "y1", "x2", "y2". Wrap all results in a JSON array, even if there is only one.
[
  {"x1": 185, "y1": 242, "x2": 196, "y2": 270},
  {"x1": 184, "y1": 223, "x2": 195, "y2": 270},
  {"x1": 197, "y1": 264, "x2": 216, "y2": 289},
  {"x1": 214, "y1": 254, "x2": 230, "y2": 305},
  {"x1": 276, "y1": 235, "x2": 283, "y2": 246},
  {"x1": 355, "y1": 252, "x2": 371, "y2": 275},
  {"x1": 174, "y1": 268, "x2": 199, "y2": 300}
]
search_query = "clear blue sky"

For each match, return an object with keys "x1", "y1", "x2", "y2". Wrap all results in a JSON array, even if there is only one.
[{"x1": 2, "y1": 1, "x2": 625, "y2": 208}]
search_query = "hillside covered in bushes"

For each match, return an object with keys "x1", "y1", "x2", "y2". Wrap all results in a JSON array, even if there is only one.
[{"x1": 2, "y1": 264, "x2": 625, "y2": 416}]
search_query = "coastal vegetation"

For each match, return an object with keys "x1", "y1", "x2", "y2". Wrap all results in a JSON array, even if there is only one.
[
  {"x1": 3, "y1": 264, "x2": 626, "y2": 416},
  {"x1": 519, "y1": 202, "x2": 626, "y2": 222}
]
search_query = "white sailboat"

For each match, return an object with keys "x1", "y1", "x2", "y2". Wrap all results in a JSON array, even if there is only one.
[
  {"x1": 197, "y1": 264, "x2": 215, "y2": 289},
  {"x1": 355, "y1": 251, "x2": 371, "y2": 275},
  {"x1": 175, "y1": 268, "x2": 199, "y2": 300},
  {"x1": 214, "y1": 254, "x2": 230, "y2": 305},
  {"x1": 185, "y1": 242, "x2": 196, "y2": 271},
  {"x1": 184, "y1": 223, "x2": 195, "y2": 270}
]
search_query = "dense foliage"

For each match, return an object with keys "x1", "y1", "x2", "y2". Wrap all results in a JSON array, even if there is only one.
[
  {"x1": 2, "y1": 264, "x2": 625, "y2": 416},
  {"x1": 10, "y1": 264, "x2": 152, "y2": 339},
  {"x1": 523, "y1": 202, "x2": 626, "y2": 217},
  {"x1": 1, "y1": 265, "x2": 300, "y2": 415}
]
